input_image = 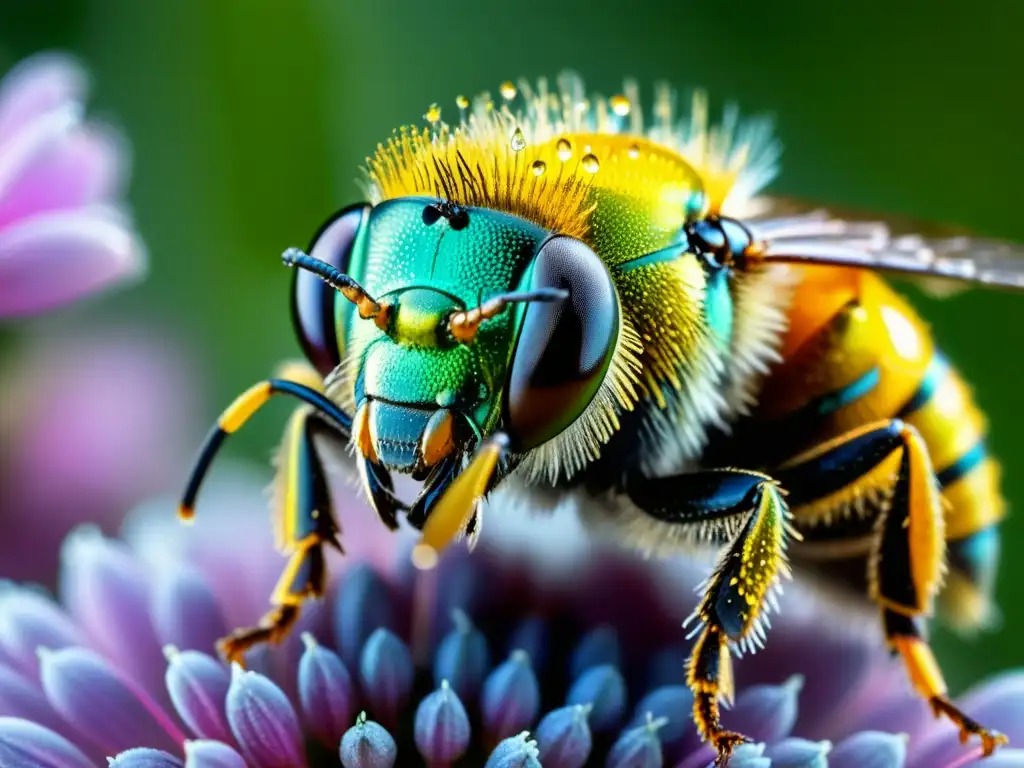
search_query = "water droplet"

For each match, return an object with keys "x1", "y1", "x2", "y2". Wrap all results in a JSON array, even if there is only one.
[
  {"x1": 500, "y1": 81, "x2": 517, "y2": 100},
  {"x1": 424, "y1": 104, "x2": 441, "y2": 124},
  {"x1": 576, "y1": 99, "x2": 589, "y2": 113},
  {"x1": 581, "y1": 154, "x2": 600, "y2": 174},
  {"x1": 556, "y1": 138, "x2": 572, "y2": 162},
  {"x1": 510, "y1": 128, "x2": 527, "y2": 152},
  {"x1": 531, "y1": 160, "x2": 547, "y2": 177},
  {"x1": 627, "y1": 143, "x2": 641, "y2": 159},
  {"x1": 455, "y1": 95, "x2": 469, "y2": 110},
  {"x1": 610, "y1": 95, "x2": 631, "y2": 117}
]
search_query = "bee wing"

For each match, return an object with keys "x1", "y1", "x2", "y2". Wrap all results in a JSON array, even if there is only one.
[{"x1": 749, "y1": 195, "x2": 1024, "y2": 295}]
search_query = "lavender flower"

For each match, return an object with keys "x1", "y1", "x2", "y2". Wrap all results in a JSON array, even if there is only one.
[
  {"x1": 0, "y1": 467, "x2": 1020, "y2": 766},
  {"x1": 0, "y1": 326, "x2": 198, "y2": 582},
  {"x1": 0, "y1": 52, "x2": 145, "y2": 317}
]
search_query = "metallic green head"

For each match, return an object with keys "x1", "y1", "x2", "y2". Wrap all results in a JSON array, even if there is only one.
[{"x1": 290, "y1": 196, "x2": 621, "y2": 521}]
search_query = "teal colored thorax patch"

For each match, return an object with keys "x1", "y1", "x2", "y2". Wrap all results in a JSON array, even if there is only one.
[{"x1": 705, "y1": 267, "x2": 733, "y2": 351}]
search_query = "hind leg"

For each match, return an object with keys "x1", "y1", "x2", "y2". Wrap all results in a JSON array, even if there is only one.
[{"x1": 778, "y1": 419, "x2": 1008, "y2": 756}]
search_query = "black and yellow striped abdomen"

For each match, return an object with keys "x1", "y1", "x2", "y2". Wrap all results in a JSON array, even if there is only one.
[{"x1": 751, "y1": 265, "x2": 1005, "y2": 631}]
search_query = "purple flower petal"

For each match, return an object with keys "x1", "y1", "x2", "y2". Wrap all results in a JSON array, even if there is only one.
[
  {"x1": 151, "y1": 566, "x2": 228, "y2": 654},
  {"x1": 297, "y1": 632, "x2": 356, "y2": 747},
  {"x1": 507, "y1": 617, "x2": 549, "y2": 674},
  {"x1": 38, "y1": 647, "x2": 184, "y2": 754},
  {"x1": 842, "y1": 692, "x2": 930, "y2": 744},
  {"x1": 184, "y1": 740, "x2": 246, "y2": 768},
  {"x1": 481, "y1": 650, "x2": 541, "y2": 743},
  {"x1": 485, "y1": 732, "x2": 541, "y2": 768},
  {"x1": 747, "y1": 622, "x2": 878, "y2": 739},
  {"x1": 0, "y1": 125, "x2": 121, "y2": 229},
  {"x1": 535, "y1": 704, "x2": 593, "y2": 768},
  {"x1": 334, "y1": 564, "x2": 397, "y2": 668},
  {"x1": 339, "y1": 712, "x2": 397, "y2": 768},
  {"x1": 359, "y1": 628, "x2": 413, "y2": 731},
  {"x1": 275, "y1": 598, "x2": 331, "y2": 703},
  {"x1": 722, "y1": 675, "x2": 802, "y2": 743},
  {"x1": 0, "y1": 105, "x2": 79, "y2": 206},
  {"x1": 975, "y1": 748, "x2": 1024, "y2": 767},
  {"x1": 414, "y1": 679, "x2": 471, "y2": 763},
  {"x1": 0, "y1": 585, "x2": 85, "y2": 677},
  {"x1": 434, "y1": 609, "x2": 490, "y2": 707},
  {"x1": 909, "y1": 675, "x2": 1023, "y2": 768},
  {"x1": 225, "y1": 664, "x2": 303, "y2": 768},
  {"x1": 764, "y1": 737, "x2": 831, "y2": 768},
  {"x1": 566, "y1": 664, "x2": 627, "y2": 734},
  {"x1": 605, "y1": 716, "x2": 663, "y2": 768},
  {"x1": 673, "y1": 745, "x2": 715, "y2": 768},
  {"x1": 58, "y1": 527, "x2": 163, "y2": 695},
  {"x1": 432, "y1": 546, "x2": 487, "y2": 638},
  {"x1": 107, "y1": 748, "x2": 184, "y2": 767},
  {"x1": 0, "y1": 208, "x2": 143, "y2": 316},
  {"x1": 831, "y1": 731, "x2": 907, "y2": 768},
  {"x1": 645, "y1": 646, "x2": 687, "y2": 690},
  {"x1": 630, "y1": 685, "x2": 693, "y2": 744},
  {"x1": 164, "y1": 647, "x2": 233, "y2": 743},
  {"x1": 0, "y1": 665, "x2": 65, "y2": 734},
  {"x1": 0, "y1": 54, "x2": 85, "y2": 145},
  {"x1": 569, "y1": 626, "x2": 621, "y2": 679},
  {"x1": 727, "y1": 742, "x2": 771, "y2": 768},
  {"x1": 0, "y1": 716, "x2": 93, "y2": 768}
]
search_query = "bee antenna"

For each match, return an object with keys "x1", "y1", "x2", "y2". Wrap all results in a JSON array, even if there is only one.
[
  {"x1": 447, "y1": 287, "x2": 568, "y2": 344},
  {"x1": 282, "y1": 247, "x2": 391, "y2": 330}
]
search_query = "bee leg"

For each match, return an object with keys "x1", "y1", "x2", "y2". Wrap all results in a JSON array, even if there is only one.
[
  {"x1": 219, "y1": 371, "x2": 345, "y2": 664},
  {"x1": 624, "y1": 469, "x2": 792, "y2": 765},
  {"x1": 218, "y1": 538, "x2": 326, "y2": 664},
  {"x1": 884, "y1": 610, "x2": 1007, "y2": 756},
  {"x1": 777, "y1": 419, "x2": 1008, "y2": 756},
  {"x1": 178, "y1": 372, "x2": 351, "y2": 520}
]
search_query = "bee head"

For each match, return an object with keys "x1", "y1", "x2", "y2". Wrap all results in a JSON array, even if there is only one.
[{"x1": 288, "y1": 197, "x2": 622, "y2": 503}]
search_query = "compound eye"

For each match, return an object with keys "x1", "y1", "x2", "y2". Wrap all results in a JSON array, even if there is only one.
[
  {"x1": 504, "y1": 235, "x2": 619, "y2": 452},
  {"x1": 290, "y1": 203, "x2": 369, "y2": 375}
]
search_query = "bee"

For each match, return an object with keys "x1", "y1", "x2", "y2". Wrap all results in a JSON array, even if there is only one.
[{"x1": 179, "y1": 73, "x2": 1023, "y2": 763}]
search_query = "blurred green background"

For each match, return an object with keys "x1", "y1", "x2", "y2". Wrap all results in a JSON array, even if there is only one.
[{"x1": 1, "y1": 0, "x2": 1022, "y2": 691}]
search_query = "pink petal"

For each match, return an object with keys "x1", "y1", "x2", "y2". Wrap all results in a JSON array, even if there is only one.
[
  {"x1": 0, "y1": 54, "x2": 85, "y2": 146},
  {"x1": 0, "y1": 125, "x2": 123, "y2": 229},
  {"x1": 0, "y1": 208, "x2": 144, "y2": 317}
]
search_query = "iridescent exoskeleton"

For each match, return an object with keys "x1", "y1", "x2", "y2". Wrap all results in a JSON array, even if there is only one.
[{"x1": 180, "y1": 74, "x2": 1024, "y2": 763}]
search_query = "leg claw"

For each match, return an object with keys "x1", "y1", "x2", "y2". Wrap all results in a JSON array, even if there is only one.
[
  {"x1": 217, "y1": 634, "x2": 256, "y2": 666},
  {"x1": 930, "y1": 696, "x2": 1009, "y2": 757},
  {"x1": 713, "y1": 731, "x2": 749, "y2": 766}
]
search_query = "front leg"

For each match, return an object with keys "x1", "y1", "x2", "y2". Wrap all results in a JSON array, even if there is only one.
[
  {"x1": 218, "y1": 362, "x2": 347, "y2": 664},
  {"x1": 625, "y1": 469, "x2": 793, "y2": 764}
]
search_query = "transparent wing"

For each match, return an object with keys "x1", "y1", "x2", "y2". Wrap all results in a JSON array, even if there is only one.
[{"x1": 748, "y1": 195, "x2": 1024, "y2": 295}]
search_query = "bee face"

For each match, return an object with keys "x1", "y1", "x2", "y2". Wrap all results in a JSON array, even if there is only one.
[{"x1": 291, "y1": 196, "x2": 621, "y2": 475}]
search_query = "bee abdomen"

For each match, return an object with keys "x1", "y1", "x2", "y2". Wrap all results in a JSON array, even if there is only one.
[{"x1": 742, "y1": 267, "x2": 1005, "y2": 632}]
